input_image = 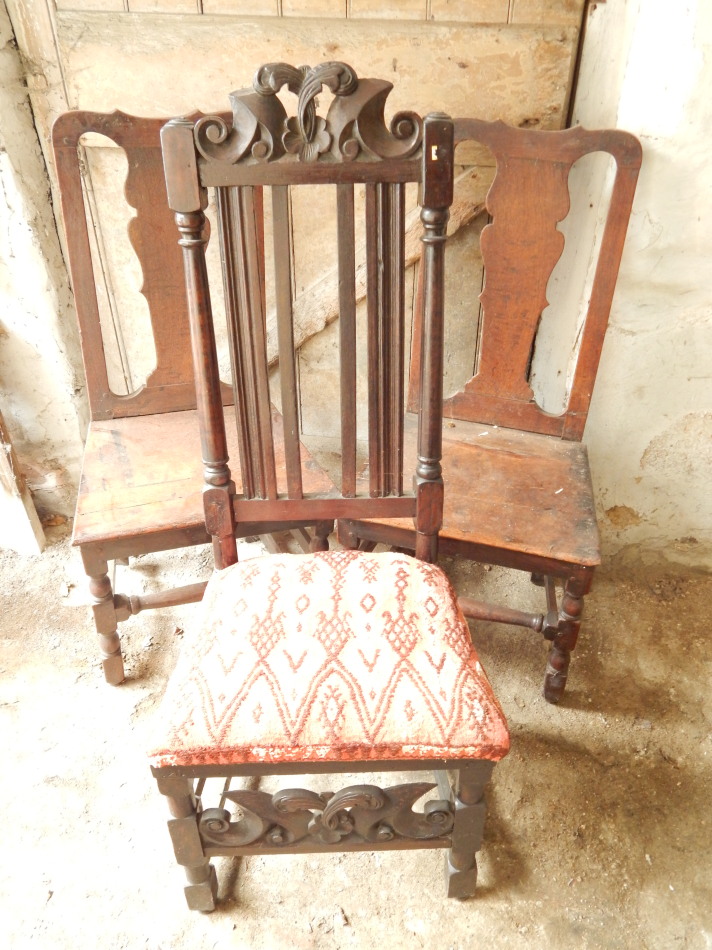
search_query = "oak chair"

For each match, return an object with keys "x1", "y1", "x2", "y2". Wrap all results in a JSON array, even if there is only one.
[
  {"x1": 148, "y1": 64, "x2": 509, "y2": 911},
  {"x1": 340, "y1": 118, "x2": 642, "y2": 703},
  {"x1": 52, "y1": 111, "x2": 327, "y2": 685}
]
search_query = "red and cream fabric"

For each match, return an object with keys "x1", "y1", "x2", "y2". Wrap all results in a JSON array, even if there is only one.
[{"x1": 149, "y1": 550, "x2": 509, "y2": 769}]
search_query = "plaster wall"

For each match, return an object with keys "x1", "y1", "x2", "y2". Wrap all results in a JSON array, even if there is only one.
[
  {"x1": 571, "y1": 0, "x2": 712, "y2": 566},
  {"x1": 0, "y1": 2, "x2": 84, "y2": 524}
]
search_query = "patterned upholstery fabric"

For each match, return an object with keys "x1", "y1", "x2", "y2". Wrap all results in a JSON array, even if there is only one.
[{"x1": 149, "y1": 551, "x2": 509, "y2": 769}]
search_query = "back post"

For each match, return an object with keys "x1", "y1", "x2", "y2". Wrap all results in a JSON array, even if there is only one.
[
  {"x1": 415, "y1": 114, "x2": 454, "y2": 562},
  {"x1": 161, "y1": 117, "x2": 237, "y2": 569}
]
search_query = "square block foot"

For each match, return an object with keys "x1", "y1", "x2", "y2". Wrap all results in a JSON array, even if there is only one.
[
  {"x1": 101, "y1": 652, "x2": 125, "y2": 686},
  {"x1": 184, "y1": 865, "x2": 218, "y2": 913},
  {"x1": 445, "y1": 855, "x2": 478, "y2": 900}
]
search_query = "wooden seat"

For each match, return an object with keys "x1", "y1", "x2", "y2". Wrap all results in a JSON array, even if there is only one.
[
  {"x1": 150, "y1": 64, "x2": 508, "y2": 910},
  {"x1": 357, "y1": 412, "x2": 599, "y2": 569},
  {"x1": 52, "y1": 111, "x2": 331, "y2": 685},
  {"x1": 73, "y1": 406, "x2": 333, "y2": 549},
  {"x1": 340, "y1": 119, "x2": 642, "y2": 703}
]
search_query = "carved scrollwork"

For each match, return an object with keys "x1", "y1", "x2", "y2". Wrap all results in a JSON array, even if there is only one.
[
  {"x1": 198, "y1": 782, "x2": 453, "y2": 850},
  {"x1": 192, "y1": 60, "x2": 422, "y2": 166}
]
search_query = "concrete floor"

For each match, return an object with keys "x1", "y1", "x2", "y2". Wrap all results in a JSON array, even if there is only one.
[{"x1": 1, "y1": 527, "x2": 710, "y2": 949}]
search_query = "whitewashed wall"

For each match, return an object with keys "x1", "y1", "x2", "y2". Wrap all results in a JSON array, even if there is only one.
[
  {"x1": 570, "y1": 0, "x2": 712, "y2": 567},
  {"x1": 0, "y1": 2, "x2": 84, "y2": 529}
]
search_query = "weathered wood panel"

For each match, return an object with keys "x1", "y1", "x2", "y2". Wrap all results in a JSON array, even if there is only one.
[
  {"x1": 349, "y1": 0, "x2": 425, "y2": 18},
  {"x1": 129, "y1": 0, "x2": 200, "y2": 13},
  {"x1": 283, "y1": 0, "x2": 347, "y2": 16},
  {"x1": 55, "y1": 14, "x2": 580, "y2": 130},
  {"x1": 55, "y1": 0, "x2": 124, "y2": 10},
  {"x1": 203, "y1": 1, "x2": 279, "y2": 13},
  {"x1": 511, "y1": 0, "x2": 584, "y2": 27},
  {"x1": 430, "y1": 1, "x2": 509, "y2": 21}
]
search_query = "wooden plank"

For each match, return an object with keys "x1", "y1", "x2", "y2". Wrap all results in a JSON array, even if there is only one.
[
  {"x1": 336, "y1": 184, "x2": 357, "y2": 498},
  {"x1": 386, "y1": 182, "x2": 406, "y2": 497},
  {"x1": 282, "y1": 0, "x2": 346, "y2": 15},
  {"x1": 203, "y1": 1, "x2": 280, "y2": 13},
  {"x1": 350, "y1": 0, "x2": 425, "y2": 18},
  {"x1": 217, "y1": 186, "x2": 275, "y2": 498},
  {"x1": 365, "y1": 183, "x2": 382, "y2": 496},
  {"x1": 510, "y1": 0, "x2": 585, "y2": 27},
  {"x1": 232, "y1": 494, "x2": 416, "y2": 521},
  {"x1": 271, "y1": 185, "x2": 303, "y2": 499},
  {"x1": 430, "y1": 0, "x2": 508, "y2": 21},
  {"x1": 200, "y1": 159, "x2": 420, "y2": 188},
  {"x1": 129, "y1": 1, "x2": 199, "y2": 11},
  {"x1": 56, "y1": 14, "x2": 579, "y2": 132},
  {"x1": 55, "y1": 1, "x2": 124, "y2": 10}
]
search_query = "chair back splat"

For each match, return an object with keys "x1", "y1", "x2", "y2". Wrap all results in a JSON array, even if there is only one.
[
  {"x1": 161, "y1": 63, "x2": 451, "y2": 567},
  {"x1": 150, "y1": 63, "x2": 510, "y2": 912}
]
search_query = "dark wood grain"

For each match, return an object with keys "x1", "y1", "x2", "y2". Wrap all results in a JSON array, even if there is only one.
[
  {"x1": 337, "y1": 183, "x2": 358, "y2": 498},
  {"x1": 162, "y1": 65, "x2": 436, "y2": 538},
  {"x1": 218, "y1": 185, "x2": 277, "y2": 500},
  {"x1": 347, "y1": 116, "x2": 641, "y2": 701},
  {"x1": 52, "y1": 109, "x2": 233, "y2": 421},
  {"x1": 152, "y1": 69, "x2": 493, "y2": 913},
  {"x1": 272, "y1": 185, "x2": 303, "y2": 499}
]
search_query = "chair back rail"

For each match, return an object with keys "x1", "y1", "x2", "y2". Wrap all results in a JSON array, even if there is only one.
[
  {"x1": 161, "y1": 63, "x2": 452, "y2": 565},
  {"x1": 408, "y1": 118, "x2": 642, "y2": 440}
]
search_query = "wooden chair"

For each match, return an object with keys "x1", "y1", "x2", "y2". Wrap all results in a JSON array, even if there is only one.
[
  {"x1": 148, "y1": 63, "x2": 509, "y2": 911},
  {"x1": 52, "y1": 111, "x2": 329, "y2": 685},
  {"x1": 340, "y1": 118, "x2": 642, "y2": 703}
]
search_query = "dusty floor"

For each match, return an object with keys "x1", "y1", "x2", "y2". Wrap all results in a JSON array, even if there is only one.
[{"x1": 1, "y1": 526, "x2": 711, "y2": 949}]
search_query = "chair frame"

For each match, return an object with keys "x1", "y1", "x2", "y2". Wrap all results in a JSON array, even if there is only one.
[
  {"x1": 151, "y1": 62, "x2": 502, "y2": 908},
  {"x1": 155, "y1": 758, "x2": 494, "y2": 910},
  {"x1": 340, "y1": 118, "x2": 642, "y2": 703},
  {"x1": 52, "y1": 111, "x2": 328, "y2": 685}
]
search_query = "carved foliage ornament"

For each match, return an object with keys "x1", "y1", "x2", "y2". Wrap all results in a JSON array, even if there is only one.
[
  {"x1": 198, "y1": 782, "x2": 454, "y2": 849},
  {"x1": 194, "y1": 61, "x2": 422, "y2": 165}
]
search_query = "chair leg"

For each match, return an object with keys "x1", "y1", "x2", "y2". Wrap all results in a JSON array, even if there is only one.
[
  {"x1": 310, "y1": 520, "x2": 333, "y2": 552},
  {"x1": 81, "y1": 548, "x2": 124, "y2": 685},
  {"x1": 158, "y1": 774, "x2": 218, "y2": 913},
  {"x1": 336, "y1": 520, "x2": 359, "y2": 550},
  {"x1": 543, "y1": 575, "x2": 585, "y2": 704},
  {"x1": 445, "y1": 762, "x2": 493, "y2": 899}
]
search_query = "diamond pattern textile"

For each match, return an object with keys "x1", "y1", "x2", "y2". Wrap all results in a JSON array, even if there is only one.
[{"x1": 149, "y1": 551, "x2": 509, "y2": 768}]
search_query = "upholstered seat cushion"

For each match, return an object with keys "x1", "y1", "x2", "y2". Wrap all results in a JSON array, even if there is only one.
[{"x1": 149, "y1": 551, "x2": 509, "y2": 769}]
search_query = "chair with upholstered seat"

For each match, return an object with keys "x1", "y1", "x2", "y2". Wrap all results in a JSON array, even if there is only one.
[
  {"x1": 148, "y1": 64, "x2": 509, "y2": 910},
  {"x1": 339, "y1": 119, "x2": 642, "y2": 703}
]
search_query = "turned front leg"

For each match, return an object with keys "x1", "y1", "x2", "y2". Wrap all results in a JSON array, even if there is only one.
[
  {"x1": 544, "y1": 576, "x2": 587, "y2": 704},
  {"x1": 445, "y1": 762, "x2": 494, "y2": 899},
  {"x1": 81, "y1": 548, "x2": 124, "y2": 685},
  {"x1": 310, "y1": 520, "x2": 333, "y2": 552},
  {"x1": 156, "y1": 772, "x2": 217, "y2": 913}
]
